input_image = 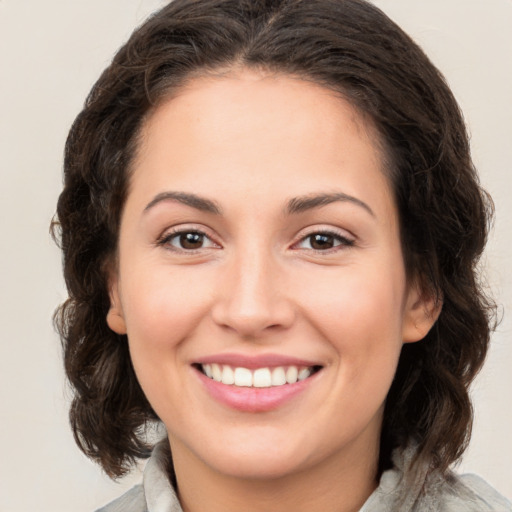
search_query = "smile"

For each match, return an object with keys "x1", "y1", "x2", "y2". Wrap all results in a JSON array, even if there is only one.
[
  {"x1": 199, "y1": 363, "x2": 319, "y2": 388},
  {"x1": 193, "y1": 355, "x2": 324, "y2": 412}
]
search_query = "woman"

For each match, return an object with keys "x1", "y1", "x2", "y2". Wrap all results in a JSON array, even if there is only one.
[{"x1": 53, "y1": 0, "x2": 511, "y2": 510}]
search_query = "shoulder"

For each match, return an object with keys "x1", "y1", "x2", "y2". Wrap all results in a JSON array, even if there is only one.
[
  {"x1": 94, "y1": 440, "x2": 182, "y2": 512},
  {"x1": 95, "y1": 484, "x2": 147, "y2": 512},
  {"x1": 416, "y1": 471, "x2": 512, "y2": 512},
  {"x1": 362, "y1": 446, "x2": 512, "y2": 512},
  {"x1": 444, "y1": 473, "x2": 512, "y2": 512}
]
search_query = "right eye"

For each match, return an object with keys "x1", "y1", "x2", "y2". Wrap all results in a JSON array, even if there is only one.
[
  {"x1": 292, "y1": 230, "x2": 355, "y2": 253},
  {"x1": 159, "y1": 230, "x2": 219, "y2": 251}
]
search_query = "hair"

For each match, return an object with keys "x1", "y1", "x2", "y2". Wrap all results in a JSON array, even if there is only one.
[{"x1": 53, "y1": 0, "x2": 496, "y2": 480}]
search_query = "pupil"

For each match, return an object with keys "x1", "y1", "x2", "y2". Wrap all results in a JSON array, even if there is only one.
[
  {"x1": 311, "y1": 234, "x2": 334, "y2": 250},
  {"x1": 180, "y1": 232, "x2": 203, "y2": 249}
]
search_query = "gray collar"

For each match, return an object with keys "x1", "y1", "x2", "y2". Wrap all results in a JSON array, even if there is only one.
[{"x1": 139, "y1": 442, "x2": 511, "y2": 512}]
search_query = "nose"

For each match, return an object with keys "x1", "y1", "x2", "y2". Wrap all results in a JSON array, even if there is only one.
[{"x1": 211, "y1": 246, "x2": 295, "y2": 339}]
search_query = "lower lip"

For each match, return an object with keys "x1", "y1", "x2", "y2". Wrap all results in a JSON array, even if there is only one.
[{"x1": 195, "y1": 368, "x2": 320, "y2": 413}]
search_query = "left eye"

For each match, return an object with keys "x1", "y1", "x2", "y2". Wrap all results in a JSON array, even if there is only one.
[
  {"x1": 296, "y1": 232, "x2": 354, "y2": 251},
  {"x1": 163, "y1": 231, "x2": 217, "y2": 250}
]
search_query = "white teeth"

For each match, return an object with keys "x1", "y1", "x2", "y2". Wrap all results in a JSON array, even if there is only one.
[
  {"x1": 285, "y1": 366, "x2": 298, "y2": 384},
  {"x1": 234, "y1": 367, "x2": 253, "y2": 387},
  {"x1": 253, "y1": 368, "x2": 272, "y2": 388},
  {"x1": 200, "y1": 364, "x2": 316, "y2": 388},
  {"x1": 211, "y1": 363, "x2": 222, "y2": 382},
  {"x1": 271, "y1": 367, "x2": 287, "y2": 386},
  {"x1": 298, "y1": 368, "x2": 312, "y2": 381},
  {"x1": 221, "y1": 365, "x2": 235, "y2": 385}
]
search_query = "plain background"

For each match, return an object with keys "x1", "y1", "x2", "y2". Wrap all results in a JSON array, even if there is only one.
[{"x1": 0, "y1": 1, "x2": 511, "y2": 510}]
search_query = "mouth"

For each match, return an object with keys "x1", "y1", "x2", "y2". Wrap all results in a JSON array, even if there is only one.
[{"x1": 194, "y1": 363, "x2": 322, "y2": 388}]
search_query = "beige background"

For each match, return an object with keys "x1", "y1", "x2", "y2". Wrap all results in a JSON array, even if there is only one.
[{"x1": 0, "y1": 1, "x2": 510, "y2": 510}]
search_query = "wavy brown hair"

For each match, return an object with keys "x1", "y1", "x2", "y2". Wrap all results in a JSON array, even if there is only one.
[{"x1": 53, "y1": 0, "x2": 496, "y2": 479}]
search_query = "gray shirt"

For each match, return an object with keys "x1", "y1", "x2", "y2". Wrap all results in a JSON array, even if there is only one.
[{"x1": 97, "y1": 442, "x2": 512, "y2": 512}]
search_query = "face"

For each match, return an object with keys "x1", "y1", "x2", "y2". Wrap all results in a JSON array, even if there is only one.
[{"x1": 108, "y1": 71, "x2": 435, "y2": 483}]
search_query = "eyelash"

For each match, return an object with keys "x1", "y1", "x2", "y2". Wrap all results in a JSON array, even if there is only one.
[
  {"x1": 157, "y1": 228, "x2": 219, "y2": 252},
  {"x1": 292, "y1": 230, "x2": 355, "y2": 252},
  {"x1": 157, "y1": 228, "x2": 355, "y2": 253}
]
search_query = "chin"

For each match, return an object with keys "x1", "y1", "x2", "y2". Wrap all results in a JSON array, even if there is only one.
[{"x1": 206, "y1": 451, "x2": 310, "y2": 481}]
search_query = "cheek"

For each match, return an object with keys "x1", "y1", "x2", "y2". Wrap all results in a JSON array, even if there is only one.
[
  {"x1": 295, "y1": 261, "x2": 406, "y2": 373},
  {"x1": 119, "y1": 265, "x2": 218, "y2": 416},
  {"x1": 300, "y1": 262, "x2": 405, "y2": 331},
  {"x1": 120, "y1": 264, "x2": 215, "y2": 354}
]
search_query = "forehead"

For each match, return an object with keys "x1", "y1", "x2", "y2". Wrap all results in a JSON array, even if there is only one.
[
  {"x1": 136, "y1": 70, "x2": 383, "y2": 161},
  {"x1": 129, "y1": 70, "x2": 395, "y2": 217}
]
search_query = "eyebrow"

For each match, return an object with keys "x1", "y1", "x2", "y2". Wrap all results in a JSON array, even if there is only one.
[
  {"x1": 144, "y1": 191, "x2": 222, "y2": 215},
  {"x1": 143, "y1": 190, "x2": 374, "y2": 217},
  {"x1": 286, "y1": 192, "x2": 375, "y2": 217}
]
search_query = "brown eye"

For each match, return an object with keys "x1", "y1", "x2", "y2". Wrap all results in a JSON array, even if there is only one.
[
  {"x1": 179, "y1": 232, "x2": 204, "y2": 249},
  {"x1": 295, "y1": 231, "x2": 355, "y2": 251},
  {"x1": 163, "y1": 230, "x2": 217, "y2": 251},
  {"x1": 309, "y1": 233, "x2": 336, "y2": 250}
]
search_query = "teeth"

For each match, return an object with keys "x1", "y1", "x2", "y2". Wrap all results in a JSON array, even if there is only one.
[
  {"x1": 253, "y1": 368, "x2": 272, "y2": 388},
  {"x1": 200, "y1": 364, "x2": 315, "y2": 388},
  {"x1": 298, "y1": 368, "x2": 312, "y2": 381},
  {"x1": 211, "y1": 363, "x2": 222, "y2": 382},
  {"x1": 204, "y1": 364, "x2": 213, "y2": 378},
  {"x1": 271, "y1": 366, "x2": 287, "y2": 386},
  {"x1": 221, "y1": 365, "x2": 235, "y2": 385},
  {"x1": 234, "y1": 367, "x2": 252, "y2": 387},
  {"x1": 285, "y1": 366, "x2": 298, "y2": 384}
]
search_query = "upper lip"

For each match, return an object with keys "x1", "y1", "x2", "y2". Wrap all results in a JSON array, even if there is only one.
[{"x1": 193, "y1": 353, "x2": 322, "y2": 369}]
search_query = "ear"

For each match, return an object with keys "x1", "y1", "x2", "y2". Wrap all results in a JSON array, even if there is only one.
[
  {"x1": 106, "y1": 274, "x2": 127, "y2": 335},
  {"x1": 402, "y1": 280, "x2": 442, "y2": 344}
]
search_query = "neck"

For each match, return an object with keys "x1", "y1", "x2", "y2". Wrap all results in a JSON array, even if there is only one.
[{"x1": 170, "y1": 437, "x2": 380, "y2": 512}]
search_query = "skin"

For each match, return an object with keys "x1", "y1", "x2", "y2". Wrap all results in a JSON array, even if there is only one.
[{"x1": 107, "y1": 70, "x2": 438, "y2": 512}]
